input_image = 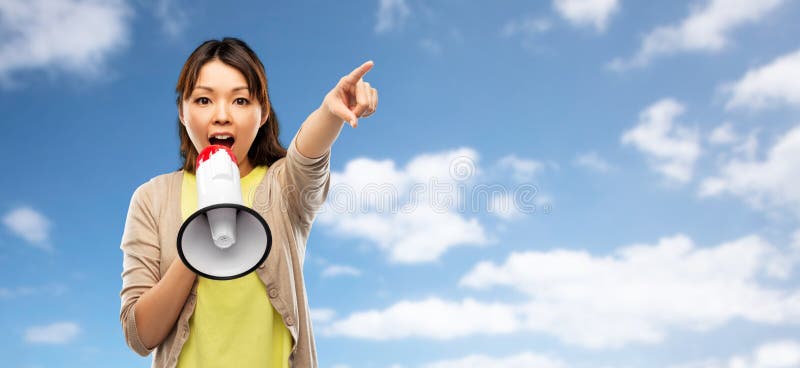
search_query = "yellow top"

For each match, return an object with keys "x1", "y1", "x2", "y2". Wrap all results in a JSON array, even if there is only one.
[{"x1": 177, "y1": 165, "x2": 293, "y2": 368}]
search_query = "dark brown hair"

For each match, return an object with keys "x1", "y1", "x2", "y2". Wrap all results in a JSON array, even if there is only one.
[{"x1": 175, "y1": 37, "x2": 286, "y2": 173}]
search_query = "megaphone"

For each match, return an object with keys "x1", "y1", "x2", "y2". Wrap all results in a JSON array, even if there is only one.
[{"x1": 177, "y1": 145, "x2": 272, "y2": 280}]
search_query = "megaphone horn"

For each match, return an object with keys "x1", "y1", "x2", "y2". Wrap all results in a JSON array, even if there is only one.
[{"x1": 177, "y1": 145, "x2": 272, "y2": 280}]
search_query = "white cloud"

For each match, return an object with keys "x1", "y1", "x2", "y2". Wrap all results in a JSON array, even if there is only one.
[
  {"x1": 670, "y1": 339, "x2": 800, "y2": 368},
  {"x1": 320, "y1": 148, "x2": 548, "y2": 262},
  {"x1": 610, "y1": 0, "x2": 785, "y2": 70},
  {"x1": 154, "y1": 0, "x2": 187, "y2": 38},
  {"x1": 0, "y1": 0, "x2": 131, "y2": 83},
  {"x1": 710, "y1": 127, "x2": 759, "y2": 162},
  {"x1": 724, "y1": 49, "x2": 800, "y2": 111},
  {"x1": 319, "y1": 148, "x2": 491, "y2": 263},
  {"x1": 621, "y1": 99, "x2": 701, "y2": 183},
  {"x1": 553, "y1": 0, "x2": 619, "y2": 32},
  {"x1": 709, "y1": 122, "x2": 738, "y2": 145},
  {"x1": 489, "y1": 194, "x2": 524, "y2": 220},
  {"x1": 423, "y1": 351, "x2": 567, "y2": 368},
  {"x1": 24, "y1": 321, "x2": 81, "y2": 344},
  {"x1": 2, "y1": 206, "x2": 52, "y2": 250},
  {"x1": 669, "y1": 358, "x2": 728, "y2": 368},
  {"x1": 734, "y1": 130, "x2": 760, "y2": 159},
  {"x1": 407, "y1": 148, "x2": 482, "y2": 184},
  {"x1": 324, "y1": 233, "x2": 800, "y2": 349},
  {"x1": 320, "y1": 203, "x2": 489, "y2": 263},
  {"x1": 322, "y1": 297, "x2": 520, "y2": 340},
  {"x1": 699, "y1": 125, "x2": 800, "y2": 216},
  {"x1": 375, "y1": 0, "x2": 410, "y2": 34},
  {"x1": 573, "y1": 151, "x2": 613, "y2": 172},
  {"x1": 310, "y1": 308, "x2": 336, "y2": 324},
  {"x1": 321, "y1": 264, "x2": 362, "y2": 278},
  {"x1": 460, "y1": 233, "x2": 800, "y2": 349},
  {"x1": 751, "y1": 340, "x2": 800, "y2": 368},
  {"x1": 497, "y1": 154, "x2": 543, "y2": 182}
]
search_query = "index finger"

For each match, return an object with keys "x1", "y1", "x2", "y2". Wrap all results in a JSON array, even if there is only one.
[{"x1": 341, "y1": 60, "x2": 374, "y2": 85}]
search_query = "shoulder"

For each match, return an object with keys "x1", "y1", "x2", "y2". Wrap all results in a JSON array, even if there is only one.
[
  {"x1": 131, "y1": 170, "x2": 183, "y2": 204},
  {"x1": 135, "y1": 170, "x2": 182, "y2": 193},
  {"x1": 263, "y1": 156, "x2": 288, "y2": 181},
  {"x1": 271, "y1": 156, "x2": 288, "y2": 170}
]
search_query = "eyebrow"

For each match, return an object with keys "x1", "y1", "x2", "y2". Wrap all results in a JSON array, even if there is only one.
[{"x1": 194, "y1": 85, "x2": 249, "y2": 92}]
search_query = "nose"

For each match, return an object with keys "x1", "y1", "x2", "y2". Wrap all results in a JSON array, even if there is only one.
[{"x1": 213, "y1": 103, "x2": 231, "y2": 125}]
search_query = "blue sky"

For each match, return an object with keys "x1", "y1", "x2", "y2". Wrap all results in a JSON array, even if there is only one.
[{"x1": 2, "y1": 0, "x2": 800, "y2": 367}]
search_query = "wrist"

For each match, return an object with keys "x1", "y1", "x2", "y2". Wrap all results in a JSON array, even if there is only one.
[
  {"x1": 317, "y1": 104, "x2": 345, "y2": 126},
  {"x1": 171, "y1": 258, "x2": 197, "y2": 279}
]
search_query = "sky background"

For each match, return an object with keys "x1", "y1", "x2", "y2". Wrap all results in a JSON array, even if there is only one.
[{"x1": 2, "y1": 0, "x2": 800, "y2": 367}]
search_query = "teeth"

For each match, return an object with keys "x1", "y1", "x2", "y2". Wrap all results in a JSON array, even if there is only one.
[{"x1": 212, "y1": 135, "x2": 232, "y2": 140}]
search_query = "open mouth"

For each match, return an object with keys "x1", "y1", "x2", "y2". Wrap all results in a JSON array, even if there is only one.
[{"x1": 209, "y1": 136, "x2": 235, "y2": 148}]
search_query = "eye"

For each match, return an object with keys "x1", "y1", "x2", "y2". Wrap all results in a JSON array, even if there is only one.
[
  {"x1": 234, "y1": 97, "x2": 250, "y2": 105},
  {"x1": 195, "y1": 97, "x2": 211, "y2": 105}
]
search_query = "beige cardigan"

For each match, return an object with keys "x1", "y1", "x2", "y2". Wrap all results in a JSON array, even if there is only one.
[{"x1": 119, "y1": 136, "x2": 330, "y2": 367}]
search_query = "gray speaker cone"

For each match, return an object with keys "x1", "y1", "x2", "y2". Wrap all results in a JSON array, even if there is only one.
[{"x1": 177, "y1": 203, "x2": 272, "y2": 280}]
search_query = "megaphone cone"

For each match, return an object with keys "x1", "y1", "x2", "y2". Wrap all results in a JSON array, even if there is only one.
[{"x1": 177, "y1": 145, "x2": 272, "y2": 280}]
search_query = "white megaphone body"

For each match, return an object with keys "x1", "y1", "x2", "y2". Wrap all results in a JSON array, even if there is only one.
[{"x1": 177, "y1": 145, "x2": 272, "y2": 280}]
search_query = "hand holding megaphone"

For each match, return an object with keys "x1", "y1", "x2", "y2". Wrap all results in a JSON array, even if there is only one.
[{"x1": 177, "y1": 145, "x2": 272, "y2": 280}]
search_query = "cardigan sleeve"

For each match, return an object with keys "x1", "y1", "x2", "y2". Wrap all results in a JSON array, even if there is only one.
[
  {"x1": 119, "y1": 182, "x2": 160, "y2": 356},
  {"x1": 280, "y1": 130, "x2": 332, "y2": 233}
]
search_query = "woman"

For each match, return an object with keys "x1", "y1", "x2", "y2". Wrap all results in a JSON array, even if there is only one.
[{"x1": 119, "y1": 37, "x2": 378, "y2": 367}]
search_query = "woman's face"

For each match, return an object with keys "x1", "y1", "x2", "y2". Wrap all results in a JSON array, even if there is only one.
[{"x1": 180, "y1": 59, "x2": 267, "y2": 176}]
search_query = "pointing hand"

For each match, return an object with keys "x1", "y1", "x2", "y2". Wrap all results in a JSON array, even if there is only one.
[{"x1": 321, "y1": 60, "x2": 379, "y2": 128}]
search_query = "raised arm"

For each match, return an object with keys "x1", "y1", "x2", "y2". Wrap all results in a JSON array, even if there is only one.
[{"x1": 280, "y1": 61, "x2": 379, "y2": 231}]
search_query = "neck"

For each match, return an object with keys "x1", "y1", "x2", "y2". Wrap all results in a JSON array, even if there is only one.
[{"x1": 238, "y1": 159, "x2": 254, "y2": 178}]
